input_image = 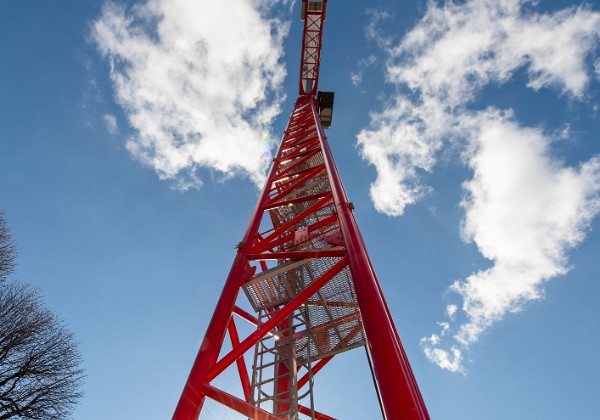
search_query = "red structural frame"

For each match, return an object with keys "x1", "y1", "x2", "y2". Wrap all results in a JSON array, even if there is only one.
[
  {"x1": 173, "y1": 1, "x2": 429, "y2": 418},
  {"x1": 299, "y1": 0, "x2": 326, "y2": 96}
]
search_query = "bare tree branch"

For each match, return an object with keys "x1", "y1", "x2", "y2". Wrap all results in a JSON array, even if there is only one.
[
  {"x1": 0, "y1": 282, "x2": 84, "y2": 419},
  {"x1": 0, "y1": 212, "x2": 83, "y2": 419},
  {"x1": 0, "y1": 212, "x2": 17, "y2": 283}
]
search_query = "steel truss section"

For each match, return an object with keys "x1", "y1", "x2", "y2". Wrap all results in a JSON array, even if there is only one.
[
  {"x1": 173, "y1": 95, "x2": 429, "y2": 419},
  {"x1": 174, "y1": 0, "x2": 428, "y2": 418},
  {"x1": 299, "y1": 1, "x2": 326, "y2": 96}
]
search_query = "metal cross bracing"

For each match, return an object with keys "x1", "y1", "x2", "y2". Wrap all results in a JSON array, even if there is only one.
[
  {"x1": 174, "y1": 1, "x2": 429, "y2": 419},
  {"x1": 174, "y1": 94, "x2": 429, "y2": 419},
  {"x1": 299, "y1": 0, "x2": 326, "y2": 96}
]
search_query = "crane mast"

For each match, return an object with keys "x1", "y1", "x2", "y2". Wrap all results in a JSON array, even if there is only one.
[{"x1": 173, "y1": 1, "x2": 429, "y2": 419}]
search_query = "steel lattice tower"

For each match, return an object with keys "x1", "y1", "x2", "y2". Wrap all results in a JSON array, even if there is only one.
[{"x1": 174, "y1": 1, "x2": 429, "y2": 419}]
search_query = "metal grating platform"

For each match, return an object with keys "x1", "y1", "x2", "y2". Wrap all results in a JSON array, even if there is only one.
[{"x1": 243, "y1": 255, "x2": 366, "y2": 362}]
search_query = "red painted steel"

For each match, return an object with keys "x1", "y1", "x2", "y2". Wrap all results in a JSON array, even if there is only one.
[
  {"x1": 297, "y1": 356, "x2": 332, "y2": 389},
  {"x1": 227, "y1": 319, "x2": 251, "y2": 402},
  {"x1": 298, "y1": 405, "x2": 336, "y2": 420},
  {"x1": 310, "y1": 101, "x2": 430, "y2": 419},
  {"x1": 206, "y1": 256, "x2": 348, "y2": 382},
  {"x1": 299, "y1": 0, "x2": 327, "y2": 96},
  {"x1": 173, "y1": 127, "x2": 283, "y2": 418},
  {"x1": 174, "y1": 1, "x2": 429, "y2": 418},
  {"x1": 202, "y1": 384, "x2": 283, "y2": 420}
]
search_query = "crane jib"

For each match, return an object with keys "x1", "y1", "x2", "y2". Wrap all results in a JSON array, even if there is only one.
[{"x1": 299, "y1": 0, "x2": 327, "y2": 97}]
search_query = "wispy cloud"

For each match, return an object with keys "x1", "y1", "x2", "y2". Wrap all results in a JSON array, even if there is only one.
[
  {"x1": 92, "y1": 0, "x2": 289, "y2": 189},
  {"x1": 357, "y1": 0, "x2": 600, "y2": 371},
  {"x1": 351, "y1": 54, "x2": 376, "y2": 86},
  {"x1": 103, "y1": 114, "x2": 118, "y2": 135}
]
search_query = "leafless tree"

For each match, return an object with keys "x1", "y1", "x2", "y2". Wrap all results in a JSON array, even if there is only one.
[
  {"x1": 0, "y1": 212, "x2": 84, "y2": 419},
  {"x1": 0, "y1": 212, "x2": 16, "y2": 283}
]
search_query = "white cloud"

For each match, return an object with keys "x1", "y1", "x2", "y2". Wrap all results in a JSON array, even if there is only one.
[
  {"x1": 103, "y1": 113, "x2": 118, "y2": 134},
  {"x1": 359, "y1": 0, "x2": 600, "y2": 215},
  {"x1": 92, "y1": 0, "x2": 289, "y2": 189},
  {"x1": 446, "y1": 304, "x2": 458, "y2": 318},
  {"x1": 356, "y1": 0, "x2": 600, "y2": 372},
  {"x1": 351, "y1": 54, "x2": 376, "y2": 86},
  {"x1": 364, "y1": 9, "x2": 392, "y2": 48},
  {"x1": 453, "y1": 111, "x2": 600, "y2": 346},
  {"x1": 421, "y1": 320, "x2": 464, "y2": 373},
  {"x1": 420, "y1": 111, "x2": 600, "y2": 374},
  {"x1": 422, "y1": 338, "x2": 464, "y2": 374},
  {"x1": 357, "y1": 96, "x2": 446, "y2": 215}
]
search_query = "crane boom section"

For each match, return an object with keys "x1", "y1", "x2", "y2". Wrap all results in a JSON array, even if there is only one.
[{"x1": 299, "y1": 0, "x2": 327, "y2": 96}]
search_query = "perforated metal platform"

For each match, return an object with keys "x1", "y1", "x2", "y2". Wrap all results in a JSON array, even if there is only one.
[{"x1": 243, "y1": 254, "x2": 366, "y2": 363}]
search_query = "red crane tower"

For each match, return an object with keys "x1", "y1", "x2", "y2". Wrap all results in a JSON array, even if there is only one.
[{"x1": 174, "y1": 1, "x2": 429, "y2": 419}]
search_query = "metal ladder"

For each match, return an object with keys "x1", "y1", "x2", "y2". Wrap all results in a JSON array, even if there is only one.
[{"x1": 250, "y1": 306, "x2": 316, "y2": 419}]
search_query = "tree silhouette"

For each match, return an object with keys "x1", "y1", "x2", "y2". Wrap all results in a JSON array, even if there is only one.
[
  {"x1": 0, "y1": 212, "x2": 16, "y2": 283},
  {"x1": 0, "y1": 211, "x2": 83, "y2": 419}
]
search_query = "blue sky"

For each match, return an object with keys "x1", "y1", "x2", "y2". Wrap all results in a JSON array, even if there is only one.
[{"x1": 1, "y1": 0, "x2": 600, "y2": 419}]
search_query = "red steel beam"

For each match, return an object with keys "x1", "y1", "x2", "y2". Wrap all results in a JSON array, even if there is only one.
[
  {"x1": 233, "y1": 305, "x2": 259, "y2": 326},
  {"x1": 227, "y1": 318, "x2": 251, "y2": 402},
  {"x1": 266, "y1": 165, "x2": 326, "y2": 205},
  {"x1": 206, "y1": 256, "x2": 348, "y2": 382},
  {"x1": 264, "y1": 190, "x2": 330, "y2": 210},
  {"x1": 310, "y1": 98, "x2": 429, "y2": 419},
  {"x1": 173, "y1": 255, "x2": 252, "y2": 419},
  {"x1": 202, "y1": 383, "x2": 283, "y2": 420},
  {"x1": 298, "y1": 404, "x2": 337, "y2": 420},
  {"x1": 253, "y1": 214, "x2": 338, "y2": 254},
  {"x1": 276, "y1": 139, "x2": 319, "y2": 167},
  {"x1": 173, "y1": 103, "x2": 300, "y2": 420},
  {"x1": 252, "y1": 193, "x2": 332, "y2": 253},
  {"x1": 247, "y1": 249, "x2": 346, "y2": 261},
  {"x1": 297, "y1": 355, "x2": 333, "y2": 389}
]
